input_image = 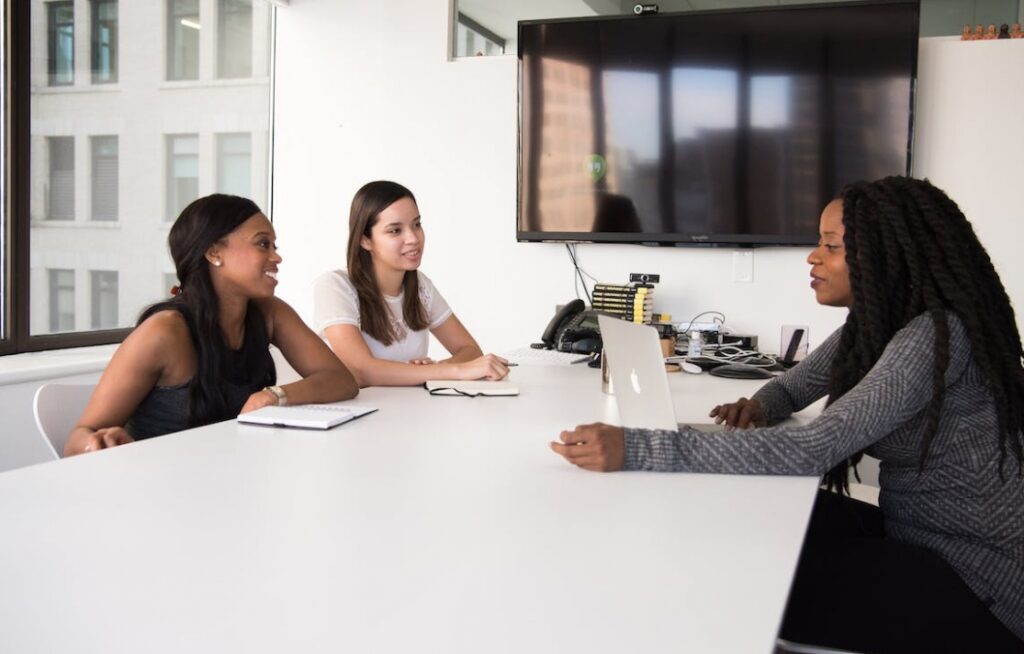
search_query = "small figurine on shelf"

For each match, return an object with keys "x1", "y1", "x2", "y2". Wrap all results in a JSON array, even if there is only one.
[
  {"x1": 1010, "y1": 23, "x2": 1022, "y2": 39},
  {"x1": 998, "y1": 24, "x2": 1011, "y2": 39},
  {"x1": 973, "y1": 24, "x2": 985, "y2": 40},
  {"x1": 984, "y1": 24, "x2": 998, "y2": 40},
  {"x1": 961, "y1": 24, "x2": 973, "y2": 40}
]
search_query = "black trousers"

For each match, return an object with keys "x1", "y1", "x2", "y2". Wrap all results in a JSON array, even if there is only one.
[{"x1": 779, "y1": 490, "x2": 1022, "y2": 654}]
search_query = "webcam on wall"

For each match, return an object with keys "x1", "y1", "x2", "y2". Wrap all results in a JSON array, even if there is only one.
[{"x1": 633, "y1": 4, "x2": 658, "y2": 15}]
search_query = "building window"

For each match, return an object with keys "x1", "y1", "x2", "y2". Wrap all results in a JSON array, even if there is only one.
[
  {"x1": 91, "y1": 136, "x2": 118, "y2": 221},
  {"x1": 455, "y1": 13, "x2": 505, "y2": 58},
  {"x1": 167, "y1": 0, "x2": 200, "y2": 81},
  {"x1": 217, "y1": 133, "x2": 251, "y2": 198},
  {"x1": 218, "y1": 0, "x2": 252, "y2": 78},
  {"x1": 91, "y1": 0, "x2": 118, "y2": 83},
  {"x1": 48, "y1": 269, "x2": 76, "y2": 333},
  {"x1": 167, "y1": 134, "x2": 199, "y2": 220},
  {"x1": 48, "y1": 2, "x2": 75, "y2": 86},
  {"x1": 90, "y1": 270, "x2": 118, "y2": 329},
  {"x1": 19, "y1": 1, "x2": 272, "y2": 349},
  {"x1": 48, "y1": 137, "x2": 75, "y2": 221}
]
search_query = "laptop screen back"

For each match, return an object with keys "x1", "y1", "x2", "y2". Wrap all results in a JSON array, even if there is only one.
[{"x1": 598, "y1": 315, "x2": 679, "y2": 431}]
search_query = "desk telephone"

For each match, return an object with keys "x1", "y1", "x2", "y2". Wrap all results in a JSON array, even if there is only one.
[{"x1": 538, "y1": 299, "x2": 603, "y2": 354}]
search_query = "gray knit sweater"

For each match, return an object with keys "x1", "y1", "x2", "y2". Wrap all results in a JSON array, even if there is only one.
[{"x1": 623, "y1": 314, "x2": 1024, "y2": 639}]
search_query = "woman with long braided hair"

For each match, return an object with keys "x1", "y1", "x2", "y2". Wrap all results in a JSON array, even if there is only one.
[{"x1": 551, "y1": 177, "x2": 1024, "y2": 651}]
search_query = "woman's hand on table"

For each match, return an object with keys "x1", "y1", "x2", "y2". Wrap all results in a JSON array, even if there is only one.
[
  {"x1": 456, "y1": 354, "x2": 510, "y2": 381},
  {"x1": 240, "y1": 388, "x2": 280, "y2": 414},
  {"x1": 73, "y1": 427, "x2": 135, "y2": 455},
  {"x1": 550, "y1": 422, "x2": 625, "y2": 472},
  {"x1": 709, "y1": 397, "x2": 766, "y2": 429}
]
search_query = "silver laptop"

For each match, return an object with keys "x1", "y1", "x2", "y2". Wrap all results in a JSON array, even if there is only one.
[{"x1": 598, "y1": 315, "x2": 722, "y2": 432}]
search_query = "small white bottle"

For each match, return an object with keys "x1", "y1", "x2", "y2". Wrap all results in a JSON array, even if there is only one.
[{"x1": 688, "y1": 330, "x2": 702, "y2": 358}]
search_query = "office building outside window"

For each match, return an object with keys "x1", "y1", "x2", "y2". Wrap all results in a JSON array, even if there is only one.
[
  {"x1": 167, "y1": 134, "x2": 199, "y2": 221},
  {"x1": 167, "y1": 0, "x2": 200, "y2": 81},
  {"x1": 91, "y1": 0, "x2": 118, "y2": 83},
  {"x1": 47, "y1": 2, "x2": 74, "y2": 86},
  {"x1": 91, "y1": 136, "x2": 118, "y2": 221},
  {"x1": 217, "y1": 133, "x2": 251, "y2": 198},
  {"x1": 90, "y1": 271, "x2": 119, "y2": 329},
  {"x1": 48, "y1": 270, "x2": 76, "y2": 333},
  {"x1": 48, "y1": 137, "x2": 75, "y2": 221},
  {"x1": 218, "y1": 0, "x2": 252, "y2": 78},
  {"x1": 25, "y1": 1, "x2": 271, "y2": 342}
]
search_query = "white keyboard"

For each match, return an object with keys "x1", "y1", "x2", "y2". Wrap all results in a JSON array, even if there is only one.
[{"x1": 501, "y1": 346, "x2": 593, "y2": 366}]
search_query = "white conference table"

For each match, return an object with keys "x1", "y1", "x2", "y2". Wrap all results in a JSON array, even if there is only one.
[{"x1": 0, "y1": 361, "x2": 820, "y2": 653}]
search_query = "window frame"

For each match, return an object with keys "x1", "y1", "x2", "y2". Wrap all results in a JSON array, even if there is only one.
[
  {"x1": 4, "y1": 1, "x2": 132, "y2": 353},
  {"x1": 4, "y1": 0, "x2": 277, "y2": 355}
]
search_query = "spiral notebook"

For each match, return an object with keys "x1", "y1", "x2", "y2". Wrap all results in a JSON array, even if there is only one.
[{"x1": 237, "y1": 403, "x2": 377, "y2": 430}]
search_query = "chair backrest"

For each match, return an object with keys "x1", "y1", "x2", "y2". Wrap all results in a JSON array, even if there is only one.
[{"x1": 32, "y1": 383, "x2": 96, "y2": 459}]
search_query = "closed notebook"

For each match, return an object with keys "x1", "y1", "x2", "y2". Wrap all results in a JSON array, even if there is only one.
[
  {"x1": 237, "y1": 403, "x2": 377, "y2": 430},
  {"x1": 424, "y1": 380, "x2": 520, "y2": 397}
]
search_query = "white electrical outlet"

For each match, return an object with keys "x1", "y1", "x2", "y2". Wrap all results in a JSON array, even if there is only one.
[{"x1": 732, "y1": 251, "x2": 754, "y2": 283}]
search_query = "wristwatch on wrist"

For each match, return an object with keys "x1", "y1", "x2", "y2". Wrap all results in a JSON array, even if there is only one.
[{"x1": 263, "y1": 385, "x2": 288, "y2": 406}]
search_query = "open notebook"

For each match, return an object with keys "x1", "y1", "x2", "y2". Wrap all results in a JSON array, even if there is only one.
[
  {"x1": 424, "y1": 380, "x2": 519, "y2": 397},
  {"x1": 237, "y1": 403, "x2": 377, "y2": 430}
]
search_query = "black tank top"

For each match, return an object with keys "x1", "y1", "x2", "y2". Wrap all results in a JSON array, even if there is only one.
[{"x1": 126, "y1": 305, "x2": 276, "y2": 440}]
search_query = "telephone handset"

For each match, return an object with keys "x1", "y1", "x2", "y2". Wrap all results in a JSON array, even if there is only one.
[
  {"x1": 540, "y1": 299, "x2": 585, "y2": 348},
  {"x1": 536, "y1": 299, "x2": 603, "y2": 354}
]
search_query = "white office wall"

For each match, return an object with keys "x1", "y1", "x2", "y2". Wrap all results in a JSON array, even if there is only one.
[
  {"x1": 913, "y1": 37, "x2": 1024, "y2": 324},
  {"x1": 271, "y1": 0, "x2": 845, "y2": 359},
  {"x1": 273, "y1": 5, "x2": 1024, "y2": 359}
]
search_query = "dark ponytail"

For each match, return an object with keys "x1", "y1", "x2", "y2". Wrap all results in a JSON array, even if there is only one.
[{"x1": 139, "y1": 194, "x2": 275, "y2": 427}]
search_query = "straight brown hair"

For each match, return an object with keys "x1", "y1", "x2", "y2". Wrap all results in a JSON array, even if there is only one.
[{"x1": 346, "y1": 181, "x2": 429, "y2": 345}]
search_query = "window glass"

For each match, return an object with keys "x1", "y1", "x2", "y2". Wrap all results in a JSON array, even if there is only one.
[
  {"x1": 167, "y1": 0, "x2": 200, "y2": 81},
  {"x1": 48, "y1": 2, "x2": 74, "y2": 85},
  {"x1": 91, "y1": 0, "x2": 118, "y2": 83},
  {"x1": 48, "y1": 269, "x2": 76, "y2": 333},
  {"x1": 91, "y1": 136, "x2": 118, "y2": 221},
  {"x1": 217, "y1": 133, "x2": 251, "y2": 198},
  {"x1": 90, "y1": 270, "x2": 118, "y2": 329},
  {"x1": 48, "y1": 137, "x2": 75, "y2": 220},
  {"x1": 29, "y1": 0, "x2": 272, "y2": 339},
  {"x1": 218, "y1": 0, "x2": 252, "y2": 78},
  {"x1": 167, "y1": 134, "x2": 199, "y2": 220},
  {"x1": 455, "y1": 14, "x2": 504, "y2": 58}
]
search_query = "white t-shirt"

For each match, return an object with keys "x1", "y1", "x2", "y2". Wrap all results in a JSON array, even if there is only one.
[{"x1": 312, "y1": 269, "x2": 453, "y2": 363}]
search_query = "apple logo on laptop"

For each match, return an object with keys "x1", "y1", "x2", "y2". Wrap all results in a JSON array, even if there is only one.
[{"x1": 630, "y1": 368, "x2": 642, "y2": 394}]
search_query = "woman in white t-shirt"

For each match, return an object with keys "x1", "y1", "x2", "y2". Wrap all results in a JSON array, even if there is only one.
[{"x1": 313, "y1": 180, "x2": 509, "y2": 387}]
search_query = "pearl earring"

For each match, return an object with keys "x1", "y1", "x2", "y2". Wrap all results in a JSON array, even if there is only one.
[{"x1": 213, "y1": 260, "x2": 222, "y2": 267}]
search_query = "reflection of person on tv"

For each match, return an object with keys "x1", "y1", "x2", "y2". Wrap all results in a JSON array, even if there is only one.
[{"x1": 592, "y1": 193, "x2": 642, "y2": 233}]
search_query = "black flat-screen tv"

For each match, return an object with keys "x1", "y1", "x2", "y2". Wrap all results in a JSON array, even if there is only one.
[{"x1": 517, "y1": 1, "x2": 919, "y2": 247}]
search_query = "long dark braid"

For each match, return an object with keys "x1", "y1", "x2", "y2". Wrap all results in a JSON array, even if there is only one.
[{"x1": 822, "y1": 177, "x2": 1024, "y2": 493}]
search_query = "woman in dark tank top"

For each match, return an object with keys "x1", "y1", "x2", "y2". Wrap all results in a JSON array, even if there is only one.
[
  {"x1": 125, "y1": 302, "x2": 276, "y2": 440},
  {"x1": 65, "y1": 194, "x2": 359, "y2": 455}
]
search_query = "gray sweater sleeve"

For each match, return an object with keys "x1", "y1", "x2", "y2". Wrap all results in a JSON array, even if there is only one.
[
  {"x1": 623, "y1": 314, "x2": 969, "y2": 474},
  {"x1": 751, "y1": 326, "x2": 843, "y2": 424}
]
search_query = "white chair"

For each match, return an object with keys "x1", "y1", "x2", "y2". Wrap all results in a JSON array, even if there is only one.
[{"x1": 32, "y1": 383, "x2": 96, "y2": 459}]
